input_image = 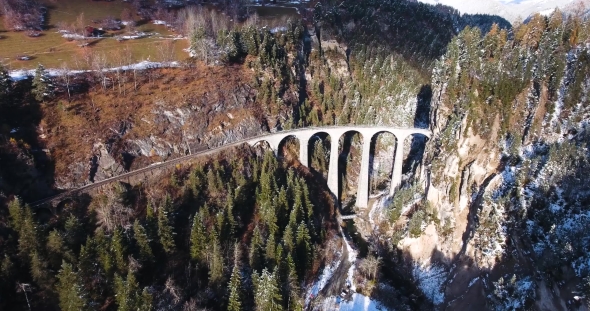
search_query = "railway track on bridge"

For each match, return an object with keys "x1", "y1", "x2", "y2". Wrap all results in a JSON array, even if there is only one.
[
  {"x1": 31, "y1": 126, "x2": 430, "y2": 207},
  {"x1": 31, "y1": 139, "x2": 247, "y2": 207}
]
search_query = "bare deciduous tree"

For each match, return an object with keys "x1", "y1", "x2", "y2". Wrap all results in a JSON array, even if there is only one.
[
  {"x1": 59, "y1": 62, "x2": 71, "y2": 100},
  {"x1": 92, "y1": 51, "x2": 110, "y2": 90},
  {"x1": 157, "y1": 39, "x2": 176, "y2": 65},
  {"x1": 16, "y1": 282, "x2": 32, "y2": 311},
  {"x1": 94, "y1": 183, "x2": 133, "y2": 232}
]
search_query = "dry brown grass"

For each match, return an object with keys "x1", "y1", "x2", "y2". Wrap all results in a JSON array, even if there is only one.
[
  {"x1": 41, "y1": 64, "x2": 254, "y2": 181},
  {"x1": 0, "y1": 0, "x2": 189, "y2": 69}
]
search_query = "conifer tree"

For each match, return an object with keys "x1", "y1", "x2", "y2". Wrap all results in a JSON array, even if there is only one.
[
  {"x1": 286, "y1": 253, "x2": 300, "y2": 298},
  {"x1": 208, "y1": 231, "x2": 224, "y2": 285},
  {"x1": 30, "y1": 250, "x2": 50, "y2": 287},
  {"x1": 188, "y1": 166, "x2": 204, "y2": 198},
  {"x1": 190, "y1": 211, "x2": 206, "y2": 262},
  {"x1": 47, "y1": 229, "x2": 66, "y2": 266},
  {"x1": 265, "y1": 234, "x2": 277, "y2": 270},
  {"x1": 227, "y1": 243, "x2": 242, "y2": 311},
  {"x1": 78, "y1": 238, "x2": 100, "y2": 291},
  {"x1": 31, "y1": 64, "x2": 54, "y2": 101},
  {"x1": 282, "y1": 224, "x2": 295, "y2": 253},
  {"x1": 145, "y1": 201, "x2": 157, "y2": 238},
  {"x1": 253, "y1": 268, "x2": 283, "y2": 311},
  {"x1": 295, "y1": 222, "x2": 312, "y2": 278},
  {"x1": 95, "y1": 229, "x2": 115, "y2": 276},
  {"x1": 0, "y1": 63, "x2": 11, "y2": 104},
  {"x1": 133, "y1": 220, "x2": 153, "y2": 263},
  {"x1": 249, "y1": 226, "x2": 265, "y2": 272},
  {"x1": 112, "y1": 227, "x2": 128, "y2": 274},
  {"x1": 227, "y1": 263, "x2": 242, "y2": 311},
  {"x1": 57, "y1": 262, "x2": 88, "y2": 311},
  {"x1": 114, "y1": 272, "x2": 140, "y2": 311},
  {"x1": 64, "y1": 214, "x2": 82, "y2": 248},
  {"x1": 1, "y1": 255, "x2": 15, "y2": 281},
  {"x1": 7, "y1": 197, "x2": 23, "y2": 232},
  {"x1": 18, "y1": 206, "x2": 39, "y2": 259},
  {"x1": 158, "y1": 196, "x2": 176, "y2": 254}
]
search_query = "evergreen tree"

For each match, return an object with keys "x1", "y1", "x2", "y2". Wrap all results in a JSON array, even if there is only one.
[
  {"x1": 0, "y1": 63, "x2": 11, "y2": 104},
  {"x1": 265, "y1": 234, "x2": 277, "y2": 270},
  {"x1": 18, "y1": 206, "x2": 39, "y2": 259},
  {"x1": 1, "y1": 255, "x2": 15, "y2": 281},
  {"x1": 282, "y1": 224, "x2": 295, "y2": 253},
  {"x1": 249, "y1": 226, "x2": 265, "y2": 272},
  {"x1": 31, "y1": 64, "x2": 54, "y2": 101},
  {"x1": 145, "y1": 201, "x2": 157, "y2": 238},
  {"x1": 57, "y1": 262, "x2": 88, "y2": 311},
  {"x1": 95, "y1": 229, "x2": 115, "y2": 276},
  {"x1": 253, "y1": 268, "x2": 283, "y2": 311},
  {"x1": 227, "y1": 263, "x2": 242, "y2": 311},
  {"x1": 227, "y1": 243, "x2": 242, "y2": 311},
  {"x1": 114, "y1": 272, "x2": 149, "y2": 311},
  {"x1": 188, "y1": 166, "x2": 204, "y2": 198},
  {"x1": 133, "y1": 220, "x2": 153, "y2": 263},
  {"x1": 112, "y1": 227, "x2": 128, "y2": 273},
  {"x1": 295, "y1": 222, "x2": 312, "y2": 278},
  {"x1": 208, "y1": 232, "x2": 224, "y2": 285},
  {"x1": 158, "y1": 196, "x2": 176, "y2": 254},
  {"x1": 64, "y1": 214, "x2": 82, "y2": 249},
  {"x1": 78, "y1": 238, "x2": 102, "y2": 295},
  {"x1": 30, "y1": 250, "x2": 50, "y2": 287},
  {"x1": 7, "y1": 197, "x2": 23, "y2": 232},
  {"x1": 286, "y1": 253, "x2": 302, "y2": 311},
  {"x1": 189, "y1": 211, "x2": 206, "y2": 262},
  {"x1": 47, "y1": 229, "x2": 66, "y2": 266}
]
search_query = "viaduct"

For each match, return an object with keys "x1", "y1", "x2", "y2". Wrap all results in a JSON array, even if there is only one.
[
  {"x1": 33, "y1": 126, "x2": 430, "y2": 209},
  {"x1": 245, "y1": 126, "x2": 431, "y2": 208}
]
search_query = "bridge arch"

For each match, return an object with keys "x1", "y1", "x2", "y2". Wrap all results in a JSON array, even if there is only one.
[
  {"x1": 367, "y1": 131, "x2": 397, "y2": 196},
  {"x1": 307, "y1": 131, "x2": 332, "y2": 176},
  {"x1": 249, "y1": 139, "x2": 276, "y2": 154},
  {"x1": 398, "y1": 132, "x2": 430, "y2": 189},
  {"x1": 277, "y1": 135, "x2": 300, "y2": 160},
  {"x1": 335, "y1": 130, "x2": 369, "y2": 207}
]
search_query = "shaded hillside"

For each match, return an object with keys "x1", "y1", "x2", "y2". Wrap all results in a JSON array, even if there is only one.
[
  {"x1": 0, "y1": 147, "x2": 340, "y2": 310},
  {"x1": 316, "y1": 0, "x2": 511, "y2": 70}
]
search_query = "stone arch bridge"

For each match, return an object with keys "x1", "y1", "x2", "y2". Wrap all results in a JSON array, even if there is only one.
[
  {"x1": 246, "y1": 126, "x2": 430, "y2": 208},
  {"x1": 33, "y1": 126, "x2": 430, "y2": 209}
]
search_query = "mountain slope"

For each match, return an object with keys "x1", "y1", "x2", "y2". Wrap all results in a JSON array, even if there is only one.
[{"x1": 417, "y1": 0, "x2": 590, "y2": 22}]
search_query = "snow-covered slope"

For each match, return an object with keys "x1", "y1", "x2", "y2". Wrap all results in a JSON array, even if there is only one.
[{"x1": 418, "y1": 0, "x2": 590, "y2": 23}]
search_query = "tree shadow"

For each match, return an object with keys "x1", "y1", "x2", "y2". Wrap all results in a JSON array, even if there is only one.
[{"x1": 0, "y1": 78, "x2": 55, "y2": 202}]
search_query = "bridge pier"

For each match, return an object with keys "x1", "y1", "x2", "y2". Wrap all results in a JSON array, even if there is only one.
[
  {"x1": 390, "y1": 135, "x2": 407, "y2": 196},
  {"x1": 356, "y1": 134, "x2": 372, "y2": 209},
  {"x1": 296, "y1": 133, "x2": 313, "y2": 167},
  {"x1": 327, "y1": 134, "x2": 341, "y2": 204}
]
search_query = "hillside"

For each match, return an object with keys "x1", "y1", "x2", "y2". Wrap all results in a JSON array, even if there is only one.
[{"x1": 417, "y1": 0, "x2": 590, "y2": 23}]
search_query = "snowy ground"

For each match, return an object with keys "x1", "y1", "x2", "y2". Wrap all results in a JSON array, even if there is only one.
[
  {"x1": 308, "y1": 221, "x2": 390, "y2": 310},
  {"x1": 8, "y1": 61, "x2": 181, "y2": 81},
  {"x1": 305, "y1": 247, "x2": 342, "y2": 306}
]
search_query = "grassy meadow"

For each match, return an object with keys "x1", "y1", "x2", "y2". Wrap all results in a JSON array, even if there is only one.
[{"x1": 0, "y1": 0, "x2": 189, "y2": 70}]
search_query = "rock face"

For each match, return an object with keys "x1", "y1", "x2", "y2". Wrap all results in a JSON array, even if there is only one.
[
  {"x1": 91, "y1": 143, "x2": 126, "y2": 182},
  {"x1": 53, "y1": 76, "x2": 266, "y2": 189}
]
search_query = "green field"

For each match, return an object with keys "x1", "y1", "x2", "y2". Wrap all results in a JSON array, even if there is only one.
[
  {"x1": 0, "y1": 0, "x2": 302, "y2": 70},
  {"x1": 0, "y1": 0, "x2": 189, "y2": 69}
]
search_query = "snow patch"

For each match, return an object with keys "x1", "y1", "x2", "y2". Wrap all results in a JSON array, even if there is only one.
[
  {"x1": 339, "y1": 293, "x2": 383, "y2": 311},
  {"x1": 412, "y1": 263, "x2": 446, "y2": 305}
]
